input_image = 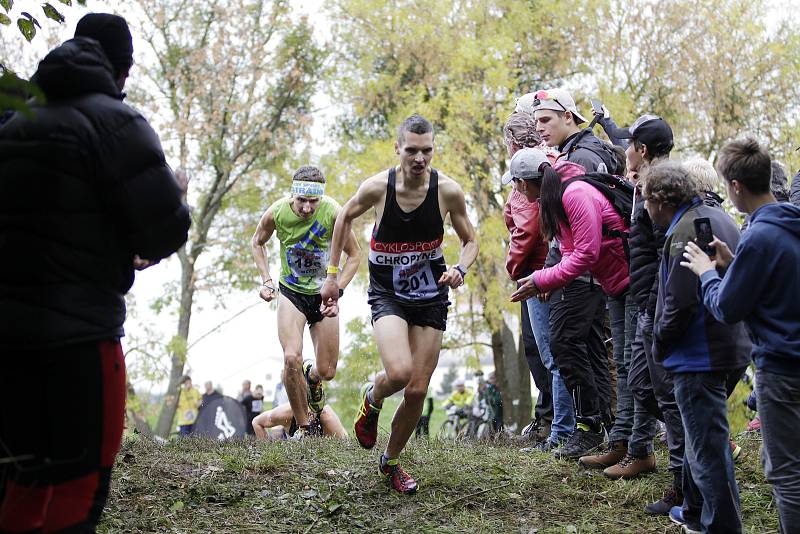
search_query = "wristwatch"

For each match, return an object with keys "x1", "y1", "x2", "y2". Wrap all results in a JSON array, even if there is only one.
[{"x1": 454, "y1": 264, "x2": 467, "y2": 277}]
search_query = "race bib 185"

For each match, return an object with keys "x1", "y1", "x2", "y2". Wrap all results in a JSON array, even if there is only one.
[{"x1": 287, "y1": 247, "x2": 327, "y2": 278}]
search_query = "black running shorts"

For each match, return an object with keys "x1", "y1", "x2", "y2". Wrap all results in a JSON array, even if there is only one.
[
  {"x1": 280, "y1": 284, "x2": 324, "y2": 326},
  {"x1": 368, "y1": 294, "x2": 449, "y2": 331}
]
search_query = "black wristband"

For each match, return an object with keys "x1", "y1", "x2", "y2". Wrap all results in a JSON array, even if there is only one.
[{"x1": 339, "y1": 288, "x2": 344, "y2": 298}]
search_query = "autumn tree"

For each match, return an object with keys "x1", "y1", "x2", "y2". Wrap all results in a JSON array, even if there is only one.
[
  {"x1": 324, "y1": 0, "x2": 595, "y2": 429},
  {"x1": 125, "y1": 0, "x2": 326, "y2": 437},
  {"x1": 587, "y1": 0, "x2": 800, "y2": 169}
]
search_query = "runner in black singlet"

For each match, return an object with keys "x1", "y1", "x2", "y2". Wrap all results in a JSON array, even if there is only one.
[
  {"x1": 367, "y1": 167, "x2": 450, "y2": 330},
  {"x1": 321, "y1": 114, "x2": 478, "y2": 494}
]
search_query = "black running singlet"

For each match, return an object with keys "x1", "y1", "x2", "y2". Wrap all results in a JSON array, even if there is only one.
[{"x1": 368, "y1": 168, "x2": 449, "y2": 305}]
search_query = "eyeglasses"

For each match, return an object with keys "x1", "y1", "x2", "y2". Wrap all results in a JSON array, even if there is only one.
[{"x1": 532, "y1": 89, "x2": 567, "y2": 113}]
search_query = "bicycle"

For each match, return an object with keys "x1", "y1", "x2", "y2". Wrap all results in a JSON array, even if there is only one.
[
  {"x1": 438, "y1": 406, "x2": 469, "y2": 439},
  {"x1": 460, "y1": 398, "x2": 494, "y2": 440}
]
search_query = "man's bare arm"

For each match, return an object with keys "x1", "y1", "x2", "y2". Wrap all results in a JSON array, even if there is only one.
[
  {"x1": 251, "y1": 208, "x2": 277, "y2": 302},
  {"x1": 320, "y1": 177, "x2": 385, "y2": 304},
  {"x1": 439, "y1": 179, "x2": 478, "y2": 288},
  {"x1": 320, "y1": 215, "x2": 362, "y2": 317},
  {"x1": 337, "y1": 226, "x2": 361, "y2": 290}
]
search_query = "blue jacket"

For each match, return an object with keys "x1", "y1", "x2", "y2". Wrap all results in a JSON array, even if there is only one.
[
  {"x1": 699, "y1": 202, "x2": 800, "y2": 377},
  {"x1": 653, "y1": 198, "x2": 751, "y2": 373}
]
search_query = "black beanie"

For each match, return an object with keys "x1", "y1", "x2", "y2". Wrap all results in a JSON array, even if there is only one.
[{"x1": 74, "y1": 13, "x2": 133, "y2": 74}]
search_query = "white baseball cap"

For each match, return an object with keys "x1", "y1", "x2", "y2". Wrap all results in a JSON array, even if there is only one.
[
  {"x1": 530, "y1": 88, "x2": 588, "y2": 124},
  {"x1": 514, "y1": 92, "x2": 538, "y2": 115}
]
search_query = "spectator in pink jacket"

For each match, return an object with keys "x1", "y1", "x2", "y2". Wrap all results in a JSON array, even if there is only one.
[
  {"x1": 510, "y1": 148, "x2": 630, "y2": 459},
  {"x1": 530, "y1": 160, "x2": 629, "y2": 296}
]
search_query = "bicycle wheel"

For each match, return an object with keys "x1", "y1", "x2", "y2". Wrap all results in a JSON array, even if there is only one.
[{"x1": 438, "y1": 420, "x2": 457, "y2": 440}]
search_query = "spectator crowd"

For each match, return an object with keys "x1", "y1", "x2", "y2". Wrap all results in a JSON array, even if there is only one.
[{"x1": 1, "y1": 11, "x2": 799, "y2": 534}]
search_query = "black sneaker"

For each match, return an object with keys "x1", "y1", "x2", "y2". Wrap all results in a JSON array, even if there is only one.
[
  {"x1": 553, "y1": 424, "x2": 604, "y2": 460},
  {"x1": 645, "y1": 484, "x2": 683, "y2": 516}
]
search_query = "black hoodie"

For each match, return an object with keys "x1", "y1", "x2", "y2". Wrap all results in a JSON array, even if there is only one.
[{"x1": 0, "y1": 37, "x2": 190, "y2": 349}]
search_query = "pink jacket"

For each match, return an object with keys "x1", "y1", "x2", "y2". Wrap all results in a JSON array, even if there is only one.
[{"x1": 533, "y1": 161, "x2": 630, "y2": 297}]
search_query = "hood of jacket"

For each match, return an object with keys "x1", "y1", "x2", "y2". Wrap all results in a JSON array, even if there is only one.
[
  {"x1": 553, "y1": 159, "x2": 586, "y2": 180},
  {"x1": 31, "y1": 37, "x2": 121, "y2": 101},
  {"x1": 750, "y1": 202, "x2": 800, "y2": 237}
]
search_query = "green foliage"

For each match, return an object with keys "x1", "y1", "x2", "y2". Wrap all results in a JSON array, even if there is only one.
[
  {"x1": 16, "y1": 12, "x2": 39, "y2": 41},
  {"x1": 41, "y1": 3, "x2": 65, "y2": 23},
  {"x1": 0, "y1": 0, "x2": 84, "y2": 43},
  {"x1": 587, "y1": 0, "x2": 800, "y2": 167},
  {"x1": 166, "y1": 334, "x2": 188, "y2": 364},
  {"x1": 0, "y1": 67, "x2": 43, "y2": 116},
  {"x1": 329, "y1": 316, "x2": 382, "y2": 417},
  {"x1": 324, "y1": 0, "x2": 602, "y2": 401}
]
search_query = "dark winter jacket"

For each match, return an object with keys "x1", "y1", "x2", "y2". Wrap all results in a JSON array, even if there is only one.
[
  {"x1": 652, "y1": 198, "x2": 751, "y2": 373},
  {"x1": 598, "y1": 116, "x2": 630, "y2": 150},
  {"x1": 558, "y1": 130, "x2": 620, "y2": 176},
  {"x1": 628, "y1": 200, "x2": 665, "y2": 315},
  {"x1": 699, "y1": 202, "x2": 800, "y2": 377},
  {"x1": 0, "y1": 37, "x2": 190, "y2": 349},
  {"x1": 791, "y1": 171, "x2": 800, "y2": 208}
]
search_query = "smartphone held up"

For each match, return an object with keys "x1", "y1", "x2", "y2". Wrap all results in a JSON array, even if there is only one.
[{"x1": 693, "y1": 217, "x2": 716, "y2": 257}]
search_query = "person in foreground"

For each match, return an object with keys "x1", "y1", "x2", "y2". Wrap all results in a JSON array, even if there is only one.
[
  {"x1": 252, "y1": 400, "x2": 348, "y2": 441},
  {"x1": 509, "y1": 146, "x2": 629, "y2": 459},
  {"x1": 644, "y1": 162, "x2": 750, "y2": 534},
  {"x1": 681, "y1": 139, "x2": 800, "y2": 534},
  {"x1": 0, "y1": 13, "x2": 191, "y2": 532},
  {"x1": 321, "y1": 114, "x2": 478, "y2": 494},
  {"x1": 251, "y1": 165, "x2": 360, "y2": 440}
]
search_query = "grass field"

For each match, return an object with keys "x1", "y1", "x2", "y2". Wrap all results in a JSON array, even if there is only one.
[{"x1": 99, "y1": 427, "x2": 776, "y2": 533}]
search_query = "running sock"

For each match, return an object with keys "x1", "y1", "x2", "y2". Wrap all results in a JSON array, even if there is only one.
[
  {"x1": 366, "y1": 387, "x2": 376, "y2": 407},
  {"x1": 380, "y1": 454, "x2": 398, "y2": 468},
  {"x1": 305, "y1": 365, "x2": 320, "y2": 385}
]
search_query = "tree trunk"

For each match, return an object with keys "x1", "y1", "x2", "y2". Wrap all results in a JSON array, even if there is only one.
[{"x1": 154, "y1": 250, "x2": 196, "y2": 437}]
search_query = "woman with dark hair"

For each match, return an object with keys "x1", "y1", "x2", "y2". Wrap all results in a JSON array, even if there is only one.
[
  {"x1": 501, "y1": 113, "x2": 574, "y2": 450},
  {"x1": 510, "y1": 148, "x2": 630, "y2": 459}
]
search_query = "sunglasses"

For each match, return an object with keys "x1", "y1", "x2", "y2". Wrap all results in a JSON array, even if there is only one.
[{"x1": 531, "y1": 89, "x2": 568, "y2": 113}]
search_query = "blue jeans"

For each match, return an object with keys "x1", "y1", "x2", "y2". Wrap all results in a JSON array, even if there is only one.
[
  {"x1": 607, "y1": 292, "x2": 636, "y2": 444},
  {"x1": 756, "y1": 369, "x2": 800, "y2": 534},
  {"x1": 527, "y1": 297, "x2": 574, "y2": 442},
  {"x1": 674, "y1": 371, "x2": 743, "y2": 534},
  {"x1": 633, "y1": 312, "x2": 684, "y2": 471}
]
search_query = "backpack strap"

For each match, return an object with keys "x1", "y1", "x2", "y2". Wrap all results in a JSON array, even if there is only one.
[{"x1": 562, "y1": 177, "x2": 631, "y2": 263}]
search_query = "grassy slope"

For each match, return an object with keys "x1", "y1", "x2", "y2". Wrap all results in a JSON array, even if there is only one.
[{"x1": 100, "y1": 430, "x2": 776, "y2": 534}]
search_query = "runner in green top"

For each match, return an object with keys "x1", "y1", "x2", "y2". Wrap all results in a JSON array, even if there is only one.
[{"x1": 251, "y1": 166, "x2": 360, "y2": 439}]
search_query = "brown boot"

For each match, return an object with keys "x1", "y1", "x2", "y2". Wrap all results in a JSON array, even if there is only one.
[
  {"x1": 603, "y1": 452, "x2": 656, "y2": 479},
  {"x1": 578, "y1": 440, "x2": 626, "y2": 469}
]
